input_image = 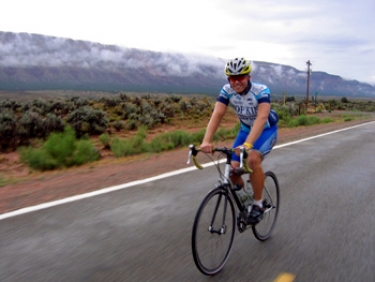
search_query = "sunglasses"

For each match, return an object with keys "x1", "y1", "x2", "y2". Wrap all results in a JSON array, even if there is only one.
[{"x1": 228, "y1": 75, "x2": 248, "y2": 83}]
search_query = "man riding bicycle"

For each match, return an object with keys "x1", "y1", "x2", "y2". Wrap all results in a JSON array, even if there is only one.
[{"x1": 200, "y1": 58, "x2": 278, "y2": 225}]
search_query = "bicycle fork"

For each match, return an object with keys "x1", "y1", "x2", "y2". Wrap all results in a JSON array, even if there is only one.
[{"x1": 208, "y1": 192, "x2": 228, "y2": 235}]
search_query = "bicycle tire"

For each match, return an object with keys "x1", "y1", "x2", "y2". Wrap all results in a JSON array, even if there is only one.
[
  {"x1": 192, "y1": 187, "x2": 236, "y2": 275},
  {"x1": 252, "y1": 171, "x2": 280, "y2": 241}
]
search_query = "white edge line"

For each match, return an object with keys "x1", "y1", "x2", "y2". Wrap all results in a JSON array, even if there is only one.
[
  {"x1": 274, "y1": 120, "x2": 375, "y2": 149},
  {"x1": 1, "y1": 120, "x2": 374, "y2": 221}
]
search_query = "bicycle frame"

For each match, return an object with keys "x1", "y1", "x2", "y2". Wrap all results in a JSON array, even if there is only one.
[
  {"x1": 208, "y1": 192, "x2": 228, "y2": 235},
  {"x1": 217, "y1": 150, "x2": 247, "y2": 214},
  {"x1": 190, "y1": 144, "x2": 280, "y2": 275},
  {"x1": 188, "y1": 144, "x2": 251, "y2": 220}
]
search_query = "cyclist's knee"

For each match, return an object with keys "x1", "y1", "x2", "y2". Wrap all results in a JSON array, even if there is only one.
[{"x1": 248, "y1": 151, "x2": 262, "y2": 169}]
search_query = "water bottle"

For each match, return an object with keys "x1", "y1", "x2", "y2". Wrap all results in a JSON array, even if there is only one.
[
  {"x1": 236, "y1": 181, "x2": 254, "y2": 209},
  {"x1": 245, "y1": 180, "x2": 254, "y2": 212}
]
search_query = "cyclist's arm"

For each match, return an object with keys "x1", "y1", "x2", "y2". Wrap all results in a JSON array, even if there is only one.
[
  {"x1": 201, "y1": 101, "x2": 227, "y2": 152},
  {"x1": 244, "y1": 102, "x2": 270, "y2": 146}
]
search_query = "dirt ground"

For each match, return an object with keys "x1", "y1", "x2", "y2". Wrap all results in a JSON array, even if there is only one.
[{"x1": 0, "y1": 118, "x2": 373, "y2": 214}]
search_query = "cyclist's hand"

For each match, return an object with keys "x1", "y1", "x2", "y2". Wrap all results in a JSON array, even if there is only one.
[
  {"x1": 234, "y1": 145, "x2": 250, "y2": 156},
  {"x1": 234, "y1": 146, "x2": 242, "y2": 156},
  {"x1": 200, "y1": 142, "x2": 214, "y2": 154}
]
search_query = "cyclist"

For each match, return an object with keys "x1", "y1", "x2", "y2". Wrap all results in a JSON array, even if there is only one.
[{"x1": 200, "y1": 58, "x2": 278, "y2": 225}]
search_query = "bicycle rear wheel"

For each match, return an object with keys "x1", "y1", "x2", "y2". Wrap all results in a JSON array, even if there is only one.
[
  {"x1": 252, "y1": 171, "x2": 280, "y2": 241},
  {"x1": 192, "y1": 187, "x2": 236, "y2": 275}
]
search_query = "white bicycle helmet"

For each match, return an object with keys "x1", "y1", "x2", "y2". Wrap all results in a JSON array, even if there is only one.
[{"x1": 224, "y1": 58, "x2": 252, "y2": 76}]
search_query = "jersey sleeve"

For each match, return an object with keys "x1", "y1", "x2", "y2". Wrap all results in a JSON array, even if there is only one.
[
  {"x1": 217, "y1": 84, "x2": 231, "y2": 106},
  {"x1": 252, "y1": 83, "x2": 271, "y2": 104}
]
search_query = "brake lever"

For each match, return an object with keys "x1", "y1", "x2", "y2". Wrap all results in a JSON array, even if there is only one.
[
  {"x1": 187, "y1": 149, "x2": 192, "y2": 164},
  {"x1": 239, "y1": 146, "x2": 245, "y2": 168}
]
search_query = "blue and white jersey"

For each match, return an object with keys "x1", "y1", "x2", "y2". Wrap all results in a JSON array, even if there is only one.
[{"x1": 217, "y1": 82, "x2": 276, "y2": 131}]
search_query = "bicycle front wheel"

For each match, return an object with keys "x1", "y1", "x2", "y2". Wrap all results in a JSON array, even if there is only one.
[
  {"x1": 192, "y1": 187, "x2": 236, "y2": 276},
  {"x1": 252, "y1": 171, "x2": 280, "y2": 241}
]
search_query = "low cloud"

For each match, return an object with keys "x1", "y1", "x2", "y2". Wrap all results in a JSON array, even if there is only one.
[{"x1": 0, "y1": 32, "x2": 226, "y2": 78}]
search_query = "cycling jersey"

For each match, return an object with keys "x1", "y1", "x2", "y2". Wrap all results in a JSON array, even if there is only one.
[{"x1": 217, "y1": 82, "x2": 277, "y2": 133}]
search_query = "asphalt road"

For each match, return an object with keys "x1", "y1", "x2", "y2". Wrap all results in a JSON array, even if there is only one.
[{"x1": 1, "y1": 122, "x2": 375, "y2": 282}]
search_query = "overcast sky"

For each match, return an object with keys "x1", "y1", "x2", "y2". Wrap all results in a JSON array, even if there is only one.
[{"x1": 1, "y1": 0, "x2": 374, "y2": 85}]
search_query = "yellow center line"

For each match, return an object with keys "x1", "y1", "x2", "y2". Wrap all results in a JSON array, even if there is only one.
[{"x1": 274, "y1": 273, "x2": 296, "y2": 282}]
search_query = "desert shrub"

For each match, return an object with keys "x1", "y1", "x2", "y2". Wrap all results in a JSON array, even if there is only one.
[
  {"x1": 31, "y1": 99, "x2": 51, "y2": 115},
  {"x1": 110, "y1": 128, "x2": 147, "y2": 157},
  {"x1": 72, "y1": 140, "x2": 100, "y2": 166},
  {"x1": 111, "y1": 137, "x2": 137, "y2": 157},
  {"x1": 132, "y1": 135, "x2": 145, "y2": 150},
  {"x1": 166, "y1": 95, "x2": 182, "y2": 103},
  {"x1": 180, "y1": 100, "x2": 188, "y2": 112},
  {"x1": 113, "y1": 120, "x2": 124, "y2": 131},
  {"x1": 300, "y1": 115, "x2": 310, "y2": 126},
  {"x1": 189, "y1": 97, "x2": 197, "y2": 106},
  {"x1": 66, "y1": 106, "x2": 109, "y2": 137},
  {"x1": 0, "y1": 100, "x2": 21, "y2": 111},
  {"x1": 163, "y1": 103, "x2": 179, "y2": 118},
  {"x1": 123, "y1": 102, "x2": 139, "y2": 119},
  {"x1": 125, "y1": 119, "x2": 138, "y2": 130},
  {"x1": 50, "y1": 100, "x2": 65, "y2": 114},
  {"x1": 139, "y1": 114, "x2": 157, "y2": 129},
  {"x1": 288, "y1": 115, "x2": 306, "y2": 127},
  {"x1": 19, "y1": 147, "x2": 58, "y2": 170},
  {"x1": 147, "y1": 130, "x2": 192, "y2": 152},
  {"x1": 19, "y1": 127, "x2": 100, "y2": 170},
  {"x1": 341, "y1": 97, "x2": 349, "y2": 103},
  {"x1": 148, "y1": 135, "x2": 173, "y2": 153},
  {"x1": 119, "y1": 93, "x2": 130, "y2": 102},
  {"x1": 99, "y1": 133, "x2": 111, "y2": 149},
  {"x1": 307, "y1": 116, "x2": 321, "y2": 125},
  {"x1": 19, "y1": 110, "x2": 45, "y2": 138},
  {"x1": 287, "y1": 119, "x2": 299, "y2": 127},
  {"x1": 43, "y1": 113, "x2": 65, "y2": 137},
  {"x1": 321, "y1": 118, "x2": 332, "y2": 123},
  {"x1": 136, "y1": 126, "x2": 147, "y2": 139},
  {"x1": 0, "y1": 110, "x2": 18, "y2": 150},
  {"x1": 227, "y1": 123, "x2": 241, "y2": 138},
  {"x1": 169, "y1": 130, "x2": 192, "y2": 148},
  {"x1": 288, "y1": 115, "x2": 322, "y2": 127},
  {"x1": 191, "y1": 129, "x2": 206, "y2": 144},
  {"x1": 215, "y1": 124, "x2": 239, "y2": 141},
  {"x1": 275, "y1": 107, "x2": 292, "y2": 124},
  {"x1": 113, "y1": 105, "x2": 124, "y2": 116},
  {"x1": 336, "y1": 102, "x2": 345, "y2": 110},
  {"x1": 196, "y1": 101, "x2": 209, "y2": 113},
  {"x1": 364, "y1": 105, "x2": 375, "y2": 112},
  {"x1": 0, "y1": 176, "x2": 6, "y2": 187},
  {"x1": 102, "y1": 97, "x2": 119, "y2": 108}
]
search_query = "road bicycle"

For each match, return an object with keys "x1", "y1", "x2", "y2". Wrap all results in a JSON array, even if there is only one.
[{"x1": 187, "y1": 144, "x2": 280, "y2": 276}]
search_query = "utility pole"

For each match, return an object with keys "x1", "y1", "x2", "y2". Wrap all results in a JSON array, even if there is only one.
[{"x1": 306, "y1": 60, "x2": 312, "y2": 105}]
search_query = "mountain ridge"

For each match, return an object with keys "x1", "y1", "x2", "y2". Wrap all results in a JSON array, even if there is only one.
[{"x1": 1, "y1": 31, "x2": 374, "y2": 97}]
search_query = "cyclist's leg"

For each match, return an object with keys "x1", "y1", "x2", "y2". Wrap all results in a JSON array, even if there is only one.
[
  {"x1": 247, "y1": 126, "x2": 278, "y2": 224},
  {"x1": 250, "y1": 125, "x2": 278, "y2": 201},
  {"x1": 253, "y1": 125, "x2": 278, "y2": 160}
]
